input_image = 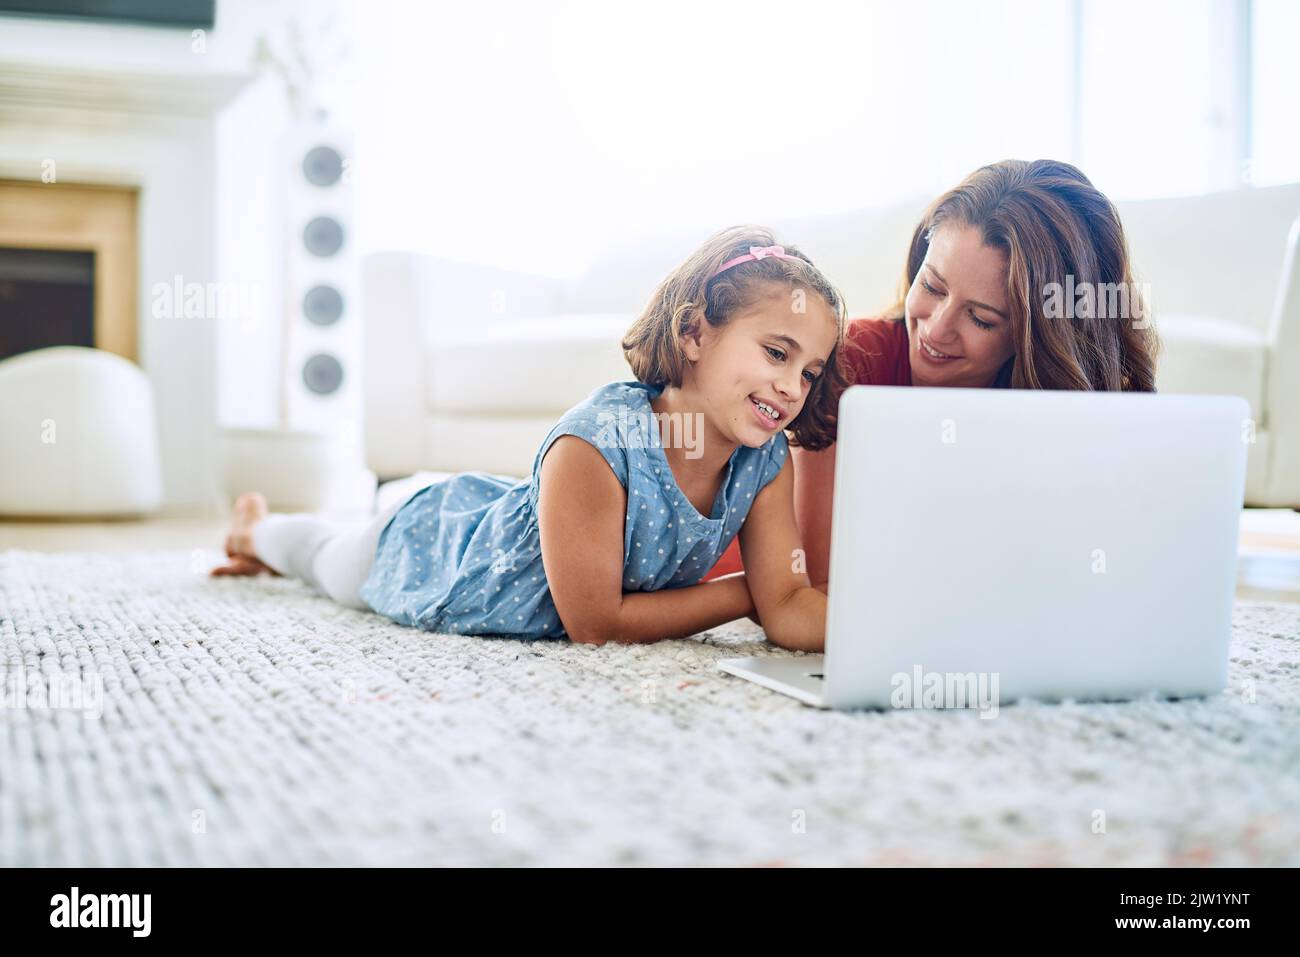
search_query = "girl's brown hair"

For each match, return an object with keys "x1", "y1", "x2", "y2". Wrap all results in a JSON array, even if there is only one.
[
  {"x1": 621, "y1": 224, "x2": 850, "y2": 450},
  {"x1": 867, "y1": 159, "x2": 1160, "y2": 391}
]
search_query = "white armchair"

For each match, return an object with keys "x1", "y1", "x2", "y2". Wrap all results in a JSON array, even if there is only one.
[
  {"x1": 363, "y1": 183, "x2": 1300, "y2": 506},
  {"x1": 0, "y1": 346, "x2": 164, "y2": 516}
]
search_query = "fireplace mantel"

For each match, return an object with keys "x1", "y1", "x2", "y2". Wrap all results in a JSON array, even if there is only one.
[
  {"x1": 0, "y1": 60, "x2": 249, "y2": 119},
  {"x1": 0, "y1": 25, "x2": 257, "y2": 515}
]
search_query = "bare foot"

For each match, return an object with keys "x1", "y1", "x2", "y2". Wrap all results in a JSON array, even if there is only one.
[
  {"x1": 224, "y1": 491, "x2": 267, "y2": 557},
  {"x1": 210, "y1": 492, "x2": 282, "y2": 577},
  {"x1": 211, "y1": 555, "x2": 277, "y2": 577}
]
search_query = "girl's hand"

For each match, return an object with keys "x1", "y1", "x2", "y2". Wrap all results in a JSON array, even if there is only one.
[{"x1": 735, "y1": 453, "x2": 828, "y2": 652}]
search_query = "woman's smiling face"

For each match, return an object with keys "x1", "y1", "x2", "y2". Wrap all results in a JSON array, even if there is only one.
[{"x1": 905, "y1": 223, "x2": 1016, "y2": 387}]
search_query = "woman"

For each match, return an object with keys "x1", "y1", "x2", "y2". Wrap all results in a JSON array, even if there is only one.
[{"x1": 702, "y1": 158, "x2": 1161, "y2": 588}]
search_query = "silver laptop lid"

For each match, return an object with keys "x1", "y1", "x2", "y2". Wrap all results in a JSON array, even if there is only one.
[{"x1": 824, "y1": 386, "x2": 1249, "y2": 711}]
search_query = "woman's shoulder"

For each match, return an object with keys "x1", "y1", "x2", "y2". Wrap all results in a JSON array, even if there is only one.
[{"x1": 841, "y1": 316, "x2": 912, "y2": 386}]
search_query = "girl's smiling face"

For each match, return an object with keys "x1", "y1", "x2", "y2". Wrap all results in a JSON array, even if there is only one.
[
  {"x1": 905, "y1": 223, "x2": 1016, "y2": 387},
  {"x1": 680, "y1": 282, "x2": 839, "y2": 448}
]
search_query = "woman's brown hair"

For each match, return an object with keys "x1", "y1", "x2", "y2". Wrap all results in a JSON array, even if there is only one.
[
  {"x1": 869, "y1": 159, "x2": 1160, "y2": 391},
  {"x1": 621, "y1": 224, "x2": 851, "y2": 450}
]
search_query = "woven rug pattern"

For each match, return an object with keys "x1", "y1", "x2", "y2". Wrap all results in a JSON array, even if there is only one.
[{"x1": 1, "y1": 549, "x2": 1298, "y2": 866}]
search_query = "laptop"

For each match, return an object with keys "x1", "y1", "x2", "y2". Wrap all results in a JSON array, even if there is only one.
[{"x1": 717, "y1": 385, "x2": 1249, "y2": 712}]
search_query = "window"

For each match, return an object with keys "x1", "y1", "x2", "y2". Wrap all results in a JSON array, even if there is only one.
[
  {"x1": 1249, "y1": 0, "x2": 1300, "y2": 187},
  {"x1": 349, "y1": 0, "x2": 1298, "y2": 270}
]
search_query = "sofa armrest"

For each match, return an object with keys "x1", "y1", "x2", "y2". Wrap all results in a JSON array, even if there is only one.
[
  {"x1": 1263, "y1": 214, "x2": 1300, "y2": 503},
  {"x1": 363, "y1": 252, "x2": 426, "y2": 478},
  {"x1": 361, "y1": 251, "x2": 568, "y2": 478}
]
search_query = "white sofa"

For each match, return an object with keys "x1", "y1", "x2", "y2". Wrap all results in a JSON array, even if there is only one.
[{"x1": 363, "y1": 183, "x2": 1300, "y2": 507}]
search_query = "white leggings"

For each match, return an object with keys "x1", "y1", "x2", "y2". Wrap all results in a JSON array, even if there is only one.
[{"x1": 252, "y1": 495, "x2": 409, "y2": 610}]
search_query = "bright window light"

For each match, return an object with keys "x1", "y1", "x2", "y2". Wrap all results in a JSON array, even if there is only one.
[
  {"x1": 1250, "y1": 0, "x2": 1300, "y2": 187},
  {"x1": 350, "y1": 0, "x2": 1293, "y2": 272}
]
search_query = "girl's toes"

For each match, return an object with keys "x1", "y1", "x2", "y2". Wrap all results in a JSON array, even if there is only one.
[
  {"x1": 234, "y1": 492, "x2": 269, "y2": 523},
  {"x1": 245, "y1": 556, "x2": 281, "y2": 576},
  {"x1": 210, "y1": 556, "x2": 265, "y2": 577}
]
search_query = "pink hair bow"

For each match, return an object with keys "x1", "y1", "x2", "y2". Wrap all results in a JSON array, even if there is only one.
[{"x1": 711, "y1": 244, "x2": 800, "y2": 278}]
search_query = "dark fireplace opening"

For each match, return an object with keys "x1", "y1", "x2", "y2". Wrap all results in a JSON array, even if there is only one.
[{"x1": 0, "y1": 247, "x2": 95, "y2": 363}]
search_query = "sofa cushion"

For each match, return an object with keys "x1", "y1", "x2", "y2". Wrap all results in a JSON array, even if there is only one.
[
  {"x1": 428, "y1": 313, "x2": 636, "y2": 415},
  {"x1": 1154, "y1": 315, "x2": 1266, "y2": 418}
]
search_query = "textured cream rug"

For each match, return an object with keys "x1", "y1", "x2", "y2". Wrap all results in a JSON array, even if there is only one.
[{"x1": 1, "y1": 548, "x2": 1297, "y2": 866}]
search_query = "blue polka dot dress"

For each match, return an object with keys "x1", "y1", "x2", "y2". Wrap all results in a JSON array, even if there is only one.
[{"x1": 358, "y1": 380, "x2": 789, "y2": 640}]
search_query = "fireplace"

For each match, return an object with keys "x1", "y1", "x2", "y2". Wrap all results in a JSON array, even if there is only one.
[
  {"x1": 0, "y1": 179, "x2": 138, "y2": 364},
  {"x1": 0, "y1": 32, "x2": 252, "y2": 512},
  {"x1": 0, "y1": 248, "x2": 92, "y2": 359}
]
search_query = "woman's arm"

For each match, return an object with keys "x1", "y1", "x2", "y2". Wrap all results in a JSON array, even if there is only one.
[
  {"x1": 737, "y1": 452, "x2": 826, "y2": 652},
  {"x1": 791, "y1": 442, "x2": 836, "y2": 589},
  {"x1": 537, "y1": 436, "x2": 758, "y2": 645}
]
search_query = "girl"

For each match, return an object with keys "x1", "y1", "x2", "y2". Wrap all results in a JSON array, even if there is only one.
[
  {"x1": 212, "y1": 225, "x2": 848, "y2": 652},
  {"x1": 701, "y1": 158, "x2": 1163, "y2": 585}
]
